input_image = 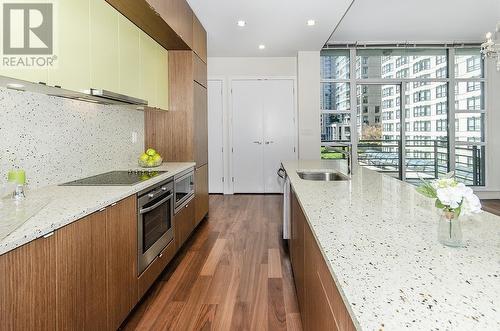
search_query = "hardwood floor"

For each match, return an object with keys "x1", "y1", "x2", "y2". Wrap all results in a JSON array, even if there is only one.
[
  {"x1": 481, "y1": 199, "x2": 500, "y2": 216},
  {"x1": 122, "y1": 194, "x2": 302, "y2": 331}
]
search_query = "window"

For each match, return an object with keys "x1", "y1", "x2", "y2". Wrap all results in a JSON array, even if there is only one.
[
  {"x1": 320, "y1": 50, "x2": 350, "y2": 79},
  {"x1": 363, "y1": 106, "x2": 368, "y2": 113},
  {"x1": 467, "y1": 96, "x2": 481, "y2": 111},
  {"x1": 413, "y1": 74, "x2": 431, "y2": 88},
  {"x1": 382, "y1": 63, "x2": 394, "y2": 74},
  {"x1": 405, "y1": 122, "x2": 410, "y2": 131},
  {"x1": 436, "y1": 55, "x2": 446, "y2": 65},
  {"x1": 436, "y1": 102, "x2": 447, "y2": 115},
  {"x1": 413, "y1": 121, "x2": 431, "y2": 132},
  {"x1": 413, "y1": 105, "x2": 431, "y2": 117},
  {"x1": 396, "y1": 56, "x2": 408, "y2": 67},
  {"x1": 413, "y1": 59, "x2": 431, "y2": 73},
  {"x1": 436, "y1": 119, "x2": 447, "y2": 131},
  {"x1": 382, "y1": 87, "x2": 394, "y2": 97},
  {"x1": 382, "y1": 111, "x2": 393, "y2": 120},
  {"x1": 436, "y1": 85, "x2": 447, "y2": 98},
  {"x1": 375, "y1": 116, "x2": 380, "y2": 123},
  {"x1": 455, "y1": 119, "x2": 460, "y2": 131},
  {"x1": 382, "y1": 99, "x2": 393, "y2": 109},
  {"x1": 375, "y1": 106, "x2": 380, "y2": 113},
  {"x1": 320, "y1": 83, "x2": 350, "y2": 111},
  {"x1": 413, "y1": 90, "x2": 431, "y2": 102},
  {"x1": 466, "y1": 57, "x2": 480, "y2": 72},
  {"x1": 467, "y1": 117, "x2": 481, "y2": 131},
  {"x1": 396, "y1": 68, "x2": 409, "y2": 78},
  {"x1": 467, "y1": 81, "x2": 481, "y2": 92},
  {"x1": 436, "y1": 67, "x2": 447, "y2": 78},
  {"x1": 383, "y1": 123, "x2": 394, "y2": 131}
]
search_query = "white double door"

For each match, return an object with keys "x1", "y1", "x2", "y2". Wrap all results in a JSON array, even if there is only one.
[{"x1": 232, "y1": 79, "x2": 296, "y2": 193}]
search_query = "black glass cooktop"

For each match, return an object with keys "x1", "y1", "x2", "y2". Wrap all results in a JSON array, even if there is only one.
[{"x1": 60, "y1": 170, "x2": 167, "y2": 186}]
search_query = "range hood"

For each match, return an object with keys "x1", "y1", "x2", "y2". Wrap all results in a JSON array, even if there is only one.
[{"x1": 0, "y1": 75, "x2": 148, "y2": 109}]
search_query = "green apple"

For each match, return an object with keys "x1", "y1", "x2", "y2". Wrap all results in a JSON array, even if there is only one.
[
  {"x1": 139, "y1": 153, "x2": 149, "y2": 162},
  {"x1": 146, "y1": 160, "x2": 155, "y2": 167},
  {"x1": 152, "y1": 154, "x2": 162, "y2": 163},
  {"x1": 146, "y1": 148, "x2": 157, "y2": 156}
]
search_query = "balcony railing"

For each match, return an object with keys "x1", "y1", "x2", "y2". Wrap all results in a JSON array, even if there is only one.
[{"x1": 321, "y1": 139, "x2": 485, "y2": 186}]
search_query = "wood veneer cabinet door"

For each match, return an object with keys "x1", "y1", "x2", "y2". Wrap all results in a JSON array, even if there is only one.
[
  {"x1": 175, "y1": 198, "x2": 195, "y2": 249},
  {"x1": 56, "y1": 210, "x2": 107, "y2": 330},
  {"x1": 106, "y1": 196, "x2": 138, "y2": 330},
  {"x1": 290, "y1": 190, "x2": 305, "y2": 314},
  {"x1": 151, "y1": 0, "x2": 193, "y2": 47},
  {"x1": 0, "y1": 235, "x2": 57, "y2": 330},
  {"x1": 194, "y1": 82, "x2": 208, "y2": 166},
  {"x1": 192, "y1": 15, "x2": 207, "y2": 63},
  {"x1": 193, "y1": 54, "x2": 207, "y2": 88},
  {"x1": 195, "y1": 164, "x2": 209, "y2": 225}
]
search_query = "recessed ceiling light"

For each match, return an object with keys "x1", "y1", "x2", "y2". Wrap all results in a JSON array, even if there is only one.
[
  {"x1": 307, "y1": 19, "x2": 316, "y2": 26},
  {"x1": 258, "y1": 44, "x2": 266, "y2": 50},
  {"x1": 237, "y1": 20, "x2": 246, "y2": 27}
]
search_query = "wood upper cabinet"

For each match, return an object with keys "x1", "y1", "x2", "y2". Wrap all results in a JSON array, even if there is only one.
[
  {"x1": 106, "y1": 196, "x2": 138, "y2": 330},
  {"x1": 47, "y1": 0, "x2": 90, "y2": 91},
  {"x1": 175, "y1": 197, "x2": 195, "y2": 249},
  {"x1": 90, "y1": 0, "x2": 120, "y2": 92},
  {"x1": 195, "y1": 164, "x2": 209, "y2": 225},
  {"x1": 147, "y1": 0, "x2": 193, "y2": 47},
  {"x1": 194, "y1": 82, "x2": 208, "y2": 166},
  {"x1": 192, "y1": 15, "x2": 207, "y2": 63},
  {"x1": 56, "y1": 209, "x2": 108, "y2": 330},
  {"x1": 0, "y1": 235, "x2": 57, "y2": 330},
  {"x1": 193, "y1": 54, "x2": 207, "y2": 88}
]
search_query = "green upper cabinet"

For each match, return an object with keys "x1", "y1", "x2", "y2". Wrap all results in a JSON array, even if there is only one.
[
  {"x1": 156, "y1": 45, "x2": 169, "y2": 110},
  {"x1": 90, "y1": 0, "x2": 119, "y2": 92},
  {"x1": 118, "y1": 16, "x2": 141, "y2": 99},
  {"x1": 48, "y1": 0, "x2": 90, "y2": 92},
  {"x1": 140, "y1": 33, "x2": 158, "y2": 108}
]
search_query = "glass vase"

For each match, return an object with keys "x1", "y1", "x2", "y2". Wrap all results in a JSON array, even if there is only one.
[{"x1": 437, "y1": 211, "x2": 463, "y2": 247}]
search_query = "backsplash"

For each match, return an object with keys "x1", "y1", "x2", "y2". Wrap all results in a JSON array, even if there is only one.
[{"x1": 0, "y1": 88, "x2": 144, "y2": 189}]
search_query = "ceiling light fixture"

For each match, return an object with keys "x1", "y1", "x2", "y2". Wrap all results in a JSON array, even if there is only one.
[
  {"x1": 306, "y1": 19, "x2": 316, "y2": 26},
  {"x1": 237, "y1": 20, "x2": 246, "y2": 27},
  {"x1": 258, "y1": 44, "x2": 266, "y2": 50}
]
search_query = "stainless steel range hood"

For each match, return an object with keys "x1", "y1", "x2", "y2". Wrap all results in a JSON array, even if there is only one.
[
  {"x1": 85, "y1": 89, "x2": 148, "y2": 106},
  {"x1": 0, "y1": 75, "x2": 148, "y2": 109}
]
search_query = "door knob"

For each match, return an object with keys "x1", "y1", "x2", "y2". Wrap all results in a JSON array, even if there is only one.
[
  {"x1": 253, "y1": 141, "x2": 262, "y2": 144},
  {"x1": 265, "y1": 141, "x2": 274, "y2": 145}
]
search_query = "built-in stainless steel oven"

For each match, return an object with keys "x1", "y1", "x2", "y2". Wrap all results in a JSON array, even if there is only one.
[
  {"x1": 174, "y1": 169, "x2": 195, "y2": 213},
  {"x1": 137, "y1": 179, "x2": 174, "y2": 275}
]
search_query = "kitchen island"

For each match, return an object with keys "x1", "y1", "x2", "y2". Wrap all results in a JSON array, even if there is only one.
[{"x1": 283, "y1": 159, "x2": 500, "y2": 330}]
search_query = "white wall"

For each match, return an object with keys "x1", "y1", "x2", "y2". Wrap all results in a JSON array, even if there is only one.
[
  {"x1": 297, "y1": 51, "x2": 321, "y2": 159},
  {"x1": 0, "y1": 88, "x2": 144, "y2": 189},
  {"x1": 208, "y1": 57, "x2": 297, "y2": 193}
]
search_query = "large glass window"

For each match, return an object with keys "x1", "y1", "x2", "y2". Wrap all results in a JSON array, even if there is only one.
[{"x1": 320, "y1": 46, "x2": 486, "y2": 186}]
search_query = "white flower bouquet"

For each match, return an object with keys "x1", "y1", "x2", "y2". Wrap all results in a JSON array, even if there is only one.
[{"x1": 417, "y1": 173, "x2": 482, "y2": 217}]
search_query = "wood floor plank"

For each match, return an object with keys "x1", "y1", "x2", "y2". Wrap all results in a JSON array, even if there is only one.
[
  {"x1": 268, "y1": 278, "x2": 287, "y2": 331},
  {"x1": 268, "y1": 248, "x2": 283, "y2": 278},
  {"x1": 200, "y1": 238, "x2": 227, "y2": 276},
  {"x1": 122, "y1": 195, "x2": 302, "y2": 331}
]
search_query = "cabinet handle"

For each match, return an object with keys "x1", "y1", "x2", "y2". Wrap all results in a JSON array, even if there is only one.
[
  {"x1": 43, "y1": 231, "x2": 54, "y2": 239},
  {"x1": 185, "y1": 204, "x2": 189, "y2": 208},
  {"x1": 111, "y1": 202, "x2": 117, "y2": 207},
  {"x1": 99, "y1": 207, "x2": 106, "y2": 212},
  {"x1": 159, "y1": 253, "x2": 163, "y2": 258},
  {"x1": 252, "y1": 141, "x2": 262, "y2": 145}
]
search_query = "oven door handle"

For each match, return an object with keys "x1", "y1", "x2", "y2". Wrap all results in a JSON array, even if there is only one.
[{"x1": 139, "y1": 194, "x2": 173, "y2": 214}]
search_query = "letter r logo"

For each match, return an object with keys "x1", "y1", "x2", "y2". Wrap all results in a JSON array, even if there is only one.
[{"x1": 3, "y1": 3, "x2": 53, "y2": 55}]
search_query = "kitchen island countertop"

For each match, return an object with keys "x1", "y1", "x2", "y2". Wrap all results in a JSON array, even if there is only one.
[
  {"x1": 0, "y1": 162, "x2": 195, "y2": 256},
  {"x1": 282, "y1": 159, "x2": 500, "y2": 331}
]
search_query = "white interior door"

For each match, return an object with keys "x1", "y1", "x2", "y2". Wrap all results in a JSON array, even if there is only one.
[
  {"x1": 232, "y1": 80, "x2": 264, "y2": 193},
  {"x1": 263, "y1": 79, "x2": 296, "y2": 193},
  {"x1": 208, "y1": 80, "x2": 224, "y2": 193}
]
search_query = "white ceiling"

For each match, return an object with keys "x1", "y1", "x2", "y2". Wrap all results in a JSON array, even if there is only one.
[
  {"x1": 330, "y1": 0, "x2": 500, "y2": 44},
  {"x1": 186, "y1": 0, "x2": 354, "y2": 57}
]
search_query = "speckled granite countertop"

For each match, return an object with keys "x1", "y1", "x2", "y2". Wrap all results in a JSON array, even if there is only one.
[
  {"x1": 0, "y1": 162, "x2": 195, "y2": 256},
  {"x1": 282, "y1": 159, "x2": 500, "y2": 331}
]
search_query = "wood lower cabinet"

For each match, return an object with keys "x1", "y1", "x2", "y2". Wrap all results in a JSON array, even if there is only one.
[
  {"x1": 290, "y1": 190, "x2": 356, "y2": 331},
  {"x1": 106, "y1": 196, "x2": 138, "y2": 330},
  {"x1": 0, "y1": 234, "x2": 57, "y2": 330},
  {"x1": 195, "y1": 164, "x2": 209, "y2": 225},
  {"x1": 56, "y1": 209, "x2": 108, "y2": 330},
  {"x1": 175, "y1": 197, "x2": 195, "y2": 249}
]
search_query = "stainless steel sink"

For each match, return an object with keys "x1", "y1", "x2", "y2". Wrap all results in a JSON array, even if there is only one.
[{"x1": 296, "y1": 171, "x2": 350, "y2": 181}]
